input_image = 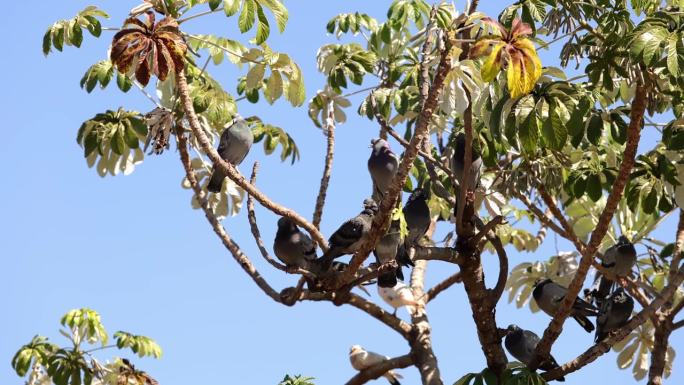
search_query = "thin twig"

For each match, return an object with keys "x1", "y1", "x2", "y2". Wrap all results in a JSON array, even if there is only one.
[
  {"x1": 425, "y1": 272, "x2": 463, "y2": 302},
  {"x1": 312, "y1": 100, "x2": 336, "y2": 229},
  {"x1": 177, "y1": 7, "x2": 225, "y2": 24}
]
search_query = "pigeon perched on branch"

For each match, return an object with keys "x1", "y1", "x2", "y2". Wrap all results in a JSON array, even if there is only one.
[
  {"x1": 368, "y1": 139, "x2": 399, "y2": 203},
  {"x1": 317, "y1": 199, "x2": 379, "y2": 270},
  {"x1": 207, "y1": 115, "x2": 253, "y2": 193},
  {"x1": 349, "y1": 345, "x2": 403, "y2": 385},
  {"x1": 595, "y1": 288, "x2": 634, "y2": 342},
  {"x1": 273, "y1": 217, "x2": 316, "y2": 271},
  {"x1": 504, "y1": 324, "x2": 565, "y2": 382},
  {"x1": 533, "y1": 279, "x2": 599, "y2": 332}
]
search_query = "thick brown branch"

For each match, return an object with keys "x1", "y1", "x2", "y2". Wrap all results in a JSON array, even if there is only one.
[
  {"x1": 312, "y1": 101, "x2": 336, "y2": 229},
  {"x1": 177, "y1": 130, "x2": 281, "y2": 303},
  {"x1": 425, "y1": 272, "x2": 463, "y2": 303},
  {"x1": 175, "y1": 71, "x2": 329, "y2": 251},
  {"x1": 413, "y1": 246, "x2": 461, "y2": 263},
  {"x1": 345, "y1": 354, "x2": 413, "y2": 385},
  {"x1": 648, "y1": 317, "x2": 673, "y2": 385},
  {"x1": 534, "y1": 81, "x2": 648, "y2": 365}
]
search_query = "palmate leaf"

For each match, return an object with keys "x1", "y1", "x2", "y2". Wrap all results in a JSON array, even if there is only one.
[
  {"x1": 114, "y1": 332, "x2": 163, "y2": 358},
  {"x1": 209, "y1": 0, "x2": 287, "y2": 44},
  {"x1": 307, "y1": 86, "x2": 351, "y2": 128},
  {"x1": 80, "y1": 60, "x2": 134, "y2": 93},
  {"x1": 12, "y1": 336, "x2": 58, "y2": 377},
  {"x1": 470, "y1": 18, "x2": 541, "y2": 98},
  {"x1": 42, "y1": 6, "x2": 109, "y2": 56},
  {"x1": 110, "y1": 12, "x2": 187, "y2": 86},
  {"x1": 326, "y1": 12, "x2": 379, "y2": 38},
  {"x1": 251, "y1": 120, "x2": 301, "y2": 164},
  {"x1": 76, "y1": 108, "x2": 147, "y2": 177}
]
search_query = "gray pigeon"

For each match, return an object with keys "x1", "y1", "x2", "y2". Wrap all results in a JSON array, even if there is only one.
[
  {"x1": 504, "y1": 325, "x2": 565, "y2": 382},
  {"x1": 533, "y1": 279, "x2": 599, "y2": 333},
  {"x1": 452, "y1": 132, "x2": 482, "y2": 193},
  {"x1": 317, "y1": 199, "x2": 379, "y2": 270},
  {"x1": 374, "y1": 220, "x2": 401, "y2": 288},
  {"x1": 273, "y1": 217, "x2": 317, "y2": 271},
  {"x1": 589, "y1": 236, "x2": 638, "y2": 304},
  {"x1": 368, "y1": 139, "x2": 399, "y2": 203},
  {"x1": 403, "y1": 188, "x2": 430, "y2": 246},
  {"x1": 207, "y1": 115, "x2": 253, "y2": 193},
  {"x1": 595, "y1": 288, "x2": 634, "y2": 342}
]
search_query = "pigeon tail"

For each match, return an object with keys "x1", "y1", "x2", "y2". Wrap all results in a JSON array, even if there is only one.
[
  {"x1": 207, "y1": 167, "x2": 225, "y2": 193},
  {"x1": 384, "y1": 372, "x2": 402, "y2": 385},
  {"x1": 573, "y1": 315, "x2": 595, "y2": 332}
]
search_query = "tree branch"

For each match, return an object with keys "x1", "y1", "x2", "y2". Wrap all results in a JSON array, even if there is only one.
[
  {"x1": 177, "y1": 129, "x2": 282, "y2": 303},
  {"x1": 345, "y1": 354, "x2": 413, "y2": 385},
  {"x1": 312, "y1": 100, "x2": 336, "y2": 229},
  {"x1": 425, "y1": 272, "x2": 463, "y2": 303},
  {"x1": 175, "y1": 70, "x2": 330, "y2": 251},
  {"x1": 533, "y1": 81, "x2": 648, "y2": 366}
]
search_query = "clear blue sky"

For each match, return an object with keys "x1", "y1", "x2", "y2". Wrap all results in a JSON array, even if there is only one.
[{"x1": 1, "y1": 1, "x2": 682, "y2": 384}]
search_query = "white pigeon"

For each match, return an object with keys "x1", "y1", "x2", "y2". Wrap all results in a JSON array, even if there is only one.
[
  {"x1": 377, "y1": 281, "x2": 421, "y2": 316},
  {"x1": 349, "y1": 345, "x2": 403, "y2": 385}
]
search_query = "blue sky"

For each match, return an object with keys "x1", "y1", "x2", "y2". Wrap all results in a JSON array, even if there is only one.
[{"x1": 1, "y1": 1, "x2": 682, "y2": 384}]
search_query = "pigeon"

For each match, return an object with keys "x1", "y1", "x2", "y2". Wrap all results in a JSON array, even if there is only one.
[
  {"x1": 317, "y1": 199, "x2": 379, "y2": 270},
  {"x1": 452, "y1": 132, "x2": 482, "y2": 193},
  {"x1": 504, "y1": 325, "x2": 566, "y2": 382},
  {"x1": 403, "y1": 188, "x2": 430, "y2": 246},
  {"x1": 532, "y1": 279, "x2": 599, "y2": 332},
  {"x1": 349, "y1": 345, "x2": 403, "y2": 385},
  {"x1": 595, "y1": 288, "x2": 634, "y2": 342},
  {"x1": 273, "y1": 217, "x2": 317, "y2": 271},
  {"x1": 207, "y1": 115, "x2": 254, "y2": 193},
  {"x1": 374, "y1": 220, "x2": 402, "y2": 288},
  {"x1": 377, "y1": 281, "x2": 420, "y2": 316},
  {"x1": 589, "y1": 236, "x2": 638, "y2": 304},
  {"x1": 368, "y1": 139, "x2": 400, "y2": 203},
  {"x1": 584, "y1": 270, "x2": 614, "y2": 309}
]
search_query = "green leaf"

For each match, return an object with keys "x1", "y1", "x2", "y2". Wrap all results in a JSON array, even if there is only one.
[
  {"x1": 245, "y1": 63, "x2": 266, "y2": 90},
  {"x1": 586, "y1": 173, "x2": 602, "y2": 202},
  {"x1": 541, "y1": 105, "x2": 567, "y2": 150},
  {"x1": 209, "y1": 0, "x2": 222, "y2": 11},
  {"x1": 224, "y1": 0, "x2": 241, "y2": 16},
  {"x1": 519, "y1": 112, "x2": 539, "y2": 154},
  {"x1": 238, "y1": 0, "x2": 256, "y2": 33},
  {"x1": 587, "y1": 113, "x2": 603, "y2": 145},
  {"x1": 43, "y1": 27, "x2": 53, "y2": 56},
  {"x1": 71, "y1": 23, "x2": 83, "y2": 48},
  {"x1": 667, "y1": 33, "x2": 682, "y2": 77},
  {"x1": 254, "y1": 3, "x2": 271, "y2": 45},
  {"x1": 260, "y1": 0, "x2": 288, "y2": 33},
  {"x1": 264, "y1": 71, "x2": 283, "y2": 104},
  {"x1": 116, "y1": 72, "x2": 132, "y2": 92}
]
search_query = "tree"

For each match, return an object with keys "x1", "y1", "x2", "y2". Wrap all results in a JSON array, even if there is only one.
[{"x1": 15, "y1": 0, "x2": 684, "y2": 384}]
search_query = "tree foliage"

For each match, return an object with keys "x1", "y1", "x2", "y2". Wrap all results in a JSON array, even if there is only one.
[{"x1": 24, "y1": 0, "x2": 684, "y2": 384}]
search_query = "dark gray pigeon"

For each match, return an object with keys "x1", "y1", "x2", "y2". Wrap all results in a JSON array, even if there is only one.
[
  {"x1": 368, "y1": 139, "x2": 399, "y2": 203},
  {"x1": 207, "y1": 115, "x2": 254, "y2": 193},
  {"x1": 504, "y1": 324, "x2": 565, "y2": 382},
  {"x1": 533, "y1": 279, "x2": 599, "y2": 333},
  {"x1": 589, "y1": 236, "x2": 638, "y2": 304},
  {"x1": 403, "y1": 188, "x2": 430, "y2": 246},
  {"x1": 452, "y1": 132, "x2": 482, "y2": 193},
  {"x1": 595, "y1": 288, "x2": 634, "y2": 342},
  {"x1": 374, "y1": 220, "x2": 401, "y2": 288},
  {"x1": 273, "y1": 217, "x2": 317, "y2": 271},
  {"x1": 317, "y1": 199, "x2": 379, "y2": 270}
]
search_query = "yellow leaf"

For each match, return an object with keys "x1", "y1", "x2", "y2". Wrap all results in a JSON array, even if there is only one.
[{"x1": 481, "y1": 42, "x2": 505, "y2": 82}]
